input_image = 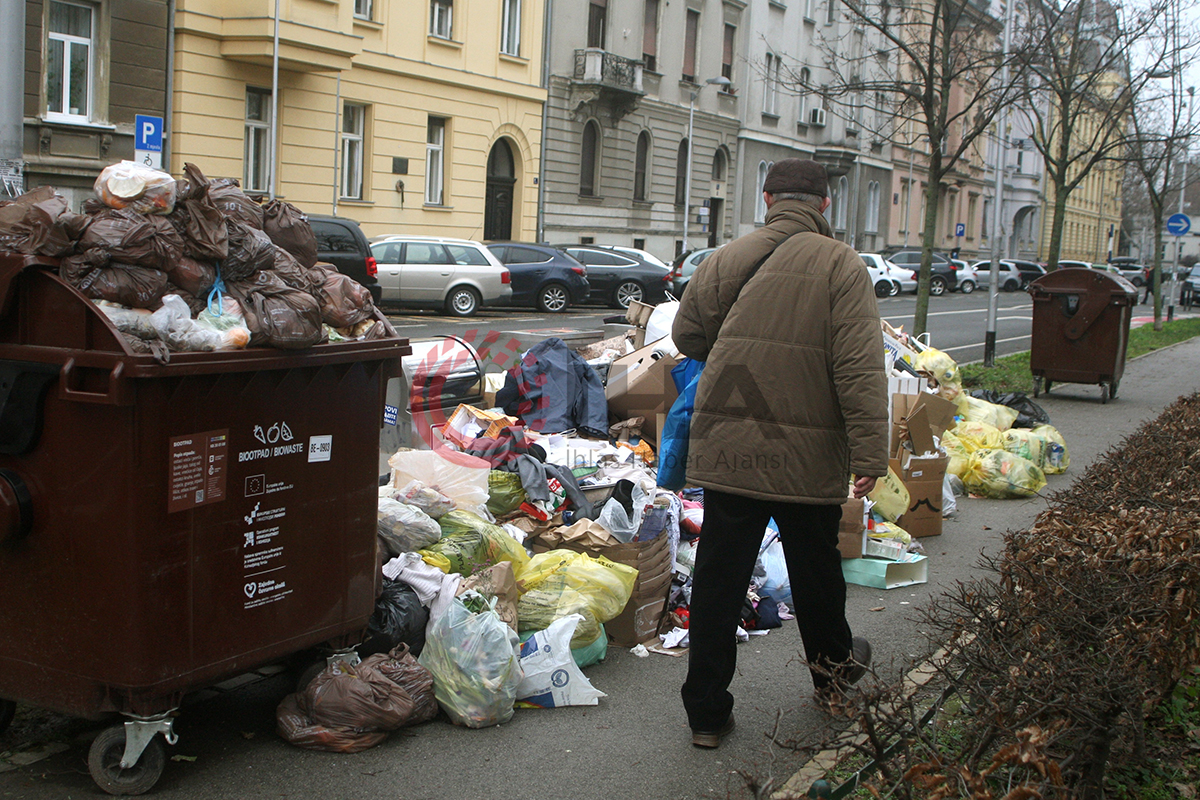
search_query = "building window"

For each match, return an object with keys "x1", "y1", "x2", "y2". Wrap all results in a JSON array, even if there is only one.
[
  {"x1": 341, "y1": 103, "x2": 365, "y2": 200},
  {"x1": 755, "y1": 160, "x2": 769, "y2": 223},
  {"x1": 244, "y1": 87, "x2": 272, "y2": 193},
  {"x1": 431, "y1": 0, "x2": 453, "y2": 38},
  {"x1": 712, "y1": 147, "x2": 726, "y2": 181},
  {"x1": 581, "y1": 121, "x2": 600, "y2": 196},
  {"x1": 354, "y1": 0, "x2": 373, "y2": 20},
  {"x1": 967, "y1": 193, "x2": 978, "y2": 239},
  {"x1": 674, "y1": 139, "x2": 689, "y2": 206},
  {"x1": 501, "y1": 0, "x2": 521, "y2": 56},
  {"x1": 426, "y1": 117, "x2": 445, "y2": 205},
  {"x1": 642, "y1": 0, "x2": 659, "y2": 72},
  {"x1": 682, "y1": 10, "x2": 699, "y2": 83},
  {"x1": 634, "y1": 131, "x2": 650, "y2": 201},
  {"x1": 588, "y1": 0, "x2": 607, "y2": 49},
  {"x1": 46, "y1": 0, "x2": 94, "y2": 121},
  {"x1": 866, "y1": 181, "x2": 880, "y2": 233},
  {"x1": 797, "y1": 67, "x2": 811, "y2": 122},
  {"x1": 634, "y1": 237, "x2": 646, "y2": 250},
  {"x1": 722, "y1": 24, "x2": 735, "y2": 82},
  {"x1": 826, "y1": 0, "x2": 837, "y2": 25},
  {"x1": 803, "y1": 0, "x2": 814, "y2": 19},
  {"x1": 835, "y1": 176, "x2": 848, "y2": 229},
  {"x1": 763, "y1": 53, "x2": 781, "y2": 116}
]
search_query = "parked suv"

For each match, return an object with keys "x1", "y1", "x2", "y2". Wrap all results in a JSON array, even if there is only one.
[
  {"x1": 307, "y1": 214, "x2": 381, "y2": 303},
  {"x1": 368, "y1": 236, "x2": 512, "y2": 317},
  {"x1": 486, "y1": 243, "x2": 590, "y2": 312},
  {"x1": 554, "y1": 245, "x2": 671, "y2": 308},
  {"x1": 884, "y1": 250, "x2": 958, "y2": 295}
]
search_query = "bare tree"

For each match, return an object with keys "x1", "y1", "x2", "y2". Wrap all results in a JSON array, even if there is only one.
[{"x1": 787, "y1": 0, "x2": 1018, "y2": 336}]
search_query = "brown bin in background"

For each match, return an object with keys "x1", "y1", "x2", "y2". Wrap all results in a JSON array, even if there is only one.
[
  {"x1": 0, "y1": 255, "x2": 408, "y2": 794},
  {"x1": 1028, "y1": 267, "x2": 1138, "y2": 404}
]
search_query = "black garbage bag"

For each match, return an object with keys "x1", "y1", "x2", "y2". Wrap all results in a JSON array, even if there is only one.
[
  {"x1": 222, "y1": 221, "x2": 276, "y2": 281},
  {"x1": 360, "y1": 580, "x2": 429, "y2": 658},
  {"x1": 970, "y1": 389, "x2": 1051, "y2": 429}
]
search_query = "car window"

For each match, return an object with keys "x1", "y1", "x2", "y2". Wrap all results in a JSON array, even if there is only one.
[
  {"x1": 371, "y1": 242, "x2": 400, "y2": 263},
  {"x1": 860, "y1": 257, "x2": 878, "y2": 270},
  {"x1": 446, "y1": 244, "x2": 489, "y2": 266},
  {"x1": 403, "y1": 243, "x2": 452, "y2": 264},
  {"x1": 504, "y1": 246, "x2": 552, "y2": 264},
  {"x1": 311, "y1": 222, "x2": 359, "y2": 253},
  {"x1": 569, "y1": 250, "x2": 630, "y2": 266}
]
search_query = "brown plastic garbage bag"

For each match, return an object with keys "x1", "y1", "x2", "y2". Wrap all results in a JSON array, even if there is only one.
[
  {"x1": 167, "y1": 255, "x2": 217, "y2": 297},
  {"x1": 276, "y1": 645, "x2": 436, "y2": 753},
  {"x1": 228, "y1": 270, "x2": 325, "y2": 349},
  {"x1": 168, "y1": 163, "x2": 229, "y2": 261},
  {"x1": 0, "y1": 186, "x2": 82, "y2": 257},
  {"x1": 77, "y1": 262, "x2": 170, "y2": 310},
  {"x1": 262, "y1": 199, "x2": 318, "y2": 268},
  {"x1": 309, "y1": 265, "x2": 375, "y2": 328},
  {"x1": 222, "y1": 221, "x2": 275, "y2": 281},
  {"x1": 77, "y1": 208, "x2": 184, "y2": 271},
  {"x1": 268, "y1": 244, "x2": 317, "y2": 293},
  {"x1": 208, "y1": 178, "x2": 264, "y2": 229}
]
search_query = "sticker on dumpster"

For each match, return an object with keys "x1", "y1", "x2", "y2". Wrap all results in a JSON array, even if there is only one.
[
  {"x1": 169, "y1": 430, "x2": 229, "y2": 513},
  {"x1": 243, "y1": 574, "x2": 292, "y2": 610},
  {"x1": 384, "y1": 404, "x2": 398, "y2": 426},
  {"x1": 307, "y1": 435, "x2": 333, "y2": 463}
]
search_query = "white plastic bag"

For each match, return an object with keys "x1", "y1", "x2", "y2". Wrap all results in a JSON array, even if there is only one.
[
  {"x1": 645, "y1": 300, "x2": 679, "y2": 346},
  {"x1": 377, "y1": 499, "x2": 442, "y2": 555},
  {"x1": 150, "y1": 295, "x2": 250, "y2": 352},
  {"x1": 596, "y1": 480, "x2": 649, "y2": 543},
  {"x1": 942, "y1": 473, "x2": 958, "y2": 517},
  {"x1": 395, "y1": 479, "x2": 457, "y2": 518},
  {"x1": 757, "y1": 529, "x2": 792, "y2": 606},
  {"x1": 388, "y1": 449, "x2": 491, "y2": 517},
  {"x1": 515, "y1": 615, "x2": 606, "y2": 708}
]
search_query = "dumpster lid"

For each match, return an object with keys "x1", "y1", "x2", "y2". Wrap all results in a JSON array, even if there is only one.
[{"x1": 1028, "y1": 267, "x2": 1137, "y2": 299}]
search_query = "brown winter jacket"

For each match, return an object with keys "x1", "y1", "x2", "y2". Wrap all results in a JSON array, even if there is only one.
[{"x1": 671, "y1": 199, "x2": 889, "y2": 503}]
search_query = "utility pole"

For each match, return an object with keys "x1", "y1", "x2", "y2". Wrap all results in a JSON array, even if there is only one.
[
  {"x1": 1, "y1": 0, "x2": 25, "y2": 197},
  {"x1": 984, "y1": 0, "x2": 1014, "y2": 367}
]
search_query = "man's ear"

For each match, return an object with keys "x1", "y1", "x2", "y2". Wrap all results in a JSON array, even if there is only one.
[
  {"x1": 763, "y1": 191, "x2": 773, "y2": 209},
  {"x1": 820, "y1": 196, "x2": 832, "y2": 213}
]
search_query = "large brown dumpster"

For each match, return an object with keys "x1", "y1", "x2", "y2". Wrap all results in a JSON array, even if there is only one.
[
  {"x1": 0, "y1": 255, "x2": 408, "y2": 794},
  {"x1": 1028, "y1": 267, "x2": 1137, "y2": 403}
]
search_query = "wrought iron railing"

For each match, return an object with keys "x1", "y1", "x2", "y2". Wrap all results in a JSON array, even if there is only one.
[{"x1": 573, "y1": 49, "x2": 644, "y2": 93}]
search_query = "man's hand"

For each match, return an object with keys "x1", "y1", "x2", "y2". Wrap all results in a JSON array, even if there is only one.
[{"x1": 851, "y1": 475, "x2": 877, "y2": 499}]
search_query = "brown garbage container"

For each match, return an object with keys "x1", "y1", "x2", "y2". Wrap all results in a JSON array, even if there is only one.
[
  {"x1": 0, "y1": 255, "x2": 408, "y2": 794},
  {"x1": 1028, "y1": 267, "x2": 1138, "y2": 403}
]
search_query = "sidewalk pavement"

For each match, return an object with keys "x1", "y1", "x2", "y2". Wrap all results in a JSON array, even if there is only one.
[{"x1": 2, "y1": 341, "x2": 1199, "y2": 800}]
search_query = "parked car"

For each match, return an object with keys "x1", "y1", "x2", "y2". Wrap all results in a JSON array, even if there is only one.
[
  {"x1": 859, "y1": 253, "x2": 916, "y2": 297},
  {"x1": 1107, "y1": 257, "x2": 1146, "y2": 286},
  {"x1": 883, "y1": 249, "x2": 958, "y2": 295},
  {"x1": 949, "y1": 259, "x2": 977, "y2": 293},
  {"x1": 1010, "y1": 260, "x2": 1047, "y2": 288},
  {"x1": 553, "y1": 244, "x2": 671, "y2": 309},
  {"x1": 486, "y1": 243, "x2": 590, "y2": 312},
  {"x1": 367, "y1": 236, "x2": 511, "y2": 317},
  {"x1": 307, "y1": 214, "x2": 381, "y2": 303},
  {"x1": 667, "y1": 247, "x2": 717, "y2": 296},
  {"x1": 1180, "y1": 265, "x2": 1200, "y2": 306},
  {"x1": 968, "y1": 259, "x2": 1027, "y2": 292},
  {"x1": 1057, "y1": 260, "x2": 1094, "y2": 270}
]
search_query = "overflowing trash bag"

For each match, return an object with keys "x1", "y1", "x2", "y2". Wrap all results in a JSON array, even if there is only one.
[
  {"x1": 514, "y1": 615, "x2": 606, "y2": 708},
  {"x1": 952, "y1": 420, "x2": 1005, "y2": 453},
  {"x1": 276, "y1": 644, "x2": 438, "y2": 752},
  {"x1": 1001, "y1": 428, "x2": 1049, "y2": 469},
  {"x1": 227, "y1": 269, "x2": 325, "y2": 349},
  {"x1": 377, "y1": 499, "x2": 443, "y2": 556},
  {"x1": 149, "y1": 294, "x2": 250, "y2": 352},
  {"x1": 516, "y1": 550, "x2": 637, "y2": 648},
  {"x1": 361, "y1": 580, "x2": 429, "y2": 657},
  {"x1": 941, "y1": 430, "x2": 971, "y2": 479},
  {"x1": 913, "y1": 347, "x2": 963, "y2": 403},
  {"x1": 1031, "y1": 424, "x2": 1070, "y2": 473},
  {"x1": 418, "y1": 592, "x2": 523, "y2": 728},
  {"x1": 756, "y1": 527, "x2": 791, "y2": 606},
  {"x1": 958, "y1": 395, "x2": 1018, "y2": 431},
  {"x1": 969, "y1": 389, "x2": 1051, "y2": 429},
  {"x1": 262, "y1": 198, "x2": 318, "y2": 268},
  {"x1": 395, "y1": 479, "x2": 457, "y2": 519},
  {"x1": 421, "y1": 510, "x2": 530, "y2": 577},
  {"x1": 962, "y1": 448, "x2": 1047, "y2": 499},
  {"x1": 94, "y1": 160, "x2": 177, "y2": 215},
  {"x1": 0, "y1": 185, "x2": 85, "y2": 256},
  {"x1": 486, "y1": 470, "x2": 527, "y2": 517}
]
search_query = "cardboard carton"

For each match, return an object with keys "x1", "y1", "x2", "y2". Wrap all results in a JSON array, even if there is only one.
[
  {"x1": 837, "y1": 497, "x2": 866, "y2": 559},
  {"x1": 442, "y1": 404, "x2": 519, "y2": 449},
  {"x1": 605, "y1": 344, "x2": 680, "y2": 444},
  {"x1": 842, "y1": 554, "x2": 928, "y2": 589}
]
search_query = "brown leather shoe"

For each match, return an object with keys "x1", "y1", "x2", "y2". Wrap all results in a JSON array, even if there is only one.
[{"x1": 691, "y1": 713, "x2": 735, "y2": 748}]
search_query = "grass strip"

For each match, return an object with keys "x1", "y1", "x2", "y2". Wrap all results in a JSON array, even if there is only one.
[{"x1": 960, "y1": 317, "x2": 1200, "y2": 394}]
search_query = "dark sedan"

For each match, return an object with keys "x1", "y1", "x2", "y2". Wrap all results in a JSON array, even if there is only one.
[
  {"x1": 884, "y1": 249, "x2": 959, "y2": 295},
  {"x1": 553, "y1": 245, "x2": 672, "y2": 309},
  {"x1": 485, "y1": 243, "x2": 591, "y2": 312}
]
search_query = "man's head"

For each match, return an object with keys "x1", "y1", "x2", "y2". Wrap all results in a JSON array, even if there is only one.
[{"x1": 762, "y1": 159, "x2": 831, "y2": 212}]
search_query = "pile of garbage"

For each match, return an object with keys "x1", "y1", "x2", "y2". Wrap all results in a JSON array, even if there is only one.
[{"x1": 0, "y1": 160, "x2": 393, "y2": 356}]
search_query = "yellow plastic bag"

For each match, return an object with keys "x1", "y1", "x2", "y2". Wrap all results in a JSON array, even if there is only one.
[
  {"x1": 871, "y1": 521, "x2": 912, "y2": 544},
  {"x1": 913, "y1": 347, "x2": 963, "y2": 403},
  {"x1": 958, "y1": 395, "x2": 1019, "y2": 431},
  {"x1": 868, "y1": 466, "x2": 910, "y2": 523},
  {"x1": 1001, "y1": 428, "x2": 1048, "y2": 469},
  {"x1": 1030, "y1": 424, "x2": 1070, "y2": 474},
  {"x1": 952, "y1": 420, "x2": 1004, "y2": 453},
  {"x1": 420, "y1": 510, "x2": 531, "y2": 577},
  {"x1": 516, "y1": 550, "x2": 638, "y2": 648},
  {"x1": 941, "y1": 430, "x2": 971, "y2": 478},
  {"x1": 962, "y1": 448, "x2": 1047, "y2": 499}
]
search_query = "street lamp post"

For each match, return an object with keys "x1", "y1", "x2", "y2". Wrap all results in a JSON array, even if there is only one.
[
  {"x1": 683, "y1": 76, "x2": 731, "y2": 254},
  {"x1": 1169, "y1": 85, "x2": 1194, "y2": 322}
]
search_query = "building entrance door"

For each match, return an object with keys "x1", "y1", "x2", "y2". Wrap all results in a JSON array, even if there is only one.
[{"x1": 484, "y1": 139, "x2": 516, "y2": 241}]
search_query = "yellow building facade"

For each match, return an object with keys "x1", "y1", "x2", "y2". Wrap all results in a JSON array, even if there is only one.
[
  {"x1": 171, "y1": 0, "x2": 545, "y2": 241},
  {"x1": 1038, "y1": 155, "x2": 1123, "y2": 264}
]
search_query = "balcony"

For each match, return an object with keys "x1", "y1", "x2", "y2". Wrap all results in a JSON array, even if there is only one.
[{"x1": 570, "y1": 49, "x2": 644, "y2": 121}]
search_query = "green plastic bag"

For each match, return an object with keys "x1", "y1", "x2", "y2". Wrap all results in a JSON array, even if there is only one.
[
  {"x1": 486, "y1": 470, "x2": 526, "y2": 517},
  {"x1": 420, "y1": 510, "x2": 530, "y2": 577}
]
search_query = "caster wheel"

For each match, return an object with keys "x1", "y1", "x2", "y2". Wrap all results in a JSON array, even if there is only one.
[
  {"x1": 1044, "y1": 380, "x2": 1053, "y2": 395},
  {"x1": 1033, "y1": 377, "x2": 1041, "y2": 398},
  {"x1": 88, "y1": 725, "x2": 166, "y2": 796},
  {"x1": 0, "y1": 699, "x2": 14, "y2": 734},
  {"x1": 1101, "y1": 384, "x2": 1109, "y2": 404},
  {"x1": 1110, "y1": 380, "x2": 1119, "y2": 400}
]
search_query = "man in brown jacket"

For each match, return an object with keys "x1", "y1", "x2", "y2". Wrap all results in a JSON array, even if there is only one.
[{"x1": 673, "y1": 159, "x2": 888, "y2": 747}]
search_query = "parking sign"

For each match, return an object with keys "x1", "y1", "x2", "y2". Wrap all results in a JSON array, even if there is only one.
[
  {"x1": 134, "y1": 115, "x2": 163, "y2": 169},
  {"x1": 955, "y1": 222, "x2": 965, "y2": 237}
]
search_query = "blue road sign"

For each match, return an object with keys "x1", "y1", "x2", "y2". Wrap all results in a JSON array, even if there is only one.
[
  {"x1": 135, "y1": 115, "x2": 163, "y2": 152},
  {"x1": 955, "y1": 223, "x2": 965, "y2": 237},
  {"x1": 1167, "y1": 213, "x2": 1191, "y2": 237}
]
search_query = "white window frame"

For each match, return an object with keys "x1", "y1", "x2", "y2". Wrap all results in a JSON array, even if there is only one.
[
  {"x1": 244, "y1": 87, "x2": 272, "y2": 194},
  {"x1": 797, "y1": 67, "x2": 811, "y2": 123},
  {"x1": 755, "y1": 160, "x2": 771, "y2": 224},
  {"x1": 763, "y1": 53, "x2": 781, "y2": 116},
  {"x1": 45, "y1": 0, "x2": 95, "y2": 122},
  {"x1": 354, "y1": 0, "x2": 373, "y2": 20},
  {"x1": 803, "y1": 0, "x2": 814, "y2": 19},
  {"x1": 431, "y1": 0, "x2": 453, "y2": 38},
  {"x1": 866, "y1": 180, "x2": 880, "y2": 233},
  {"x1": 501, "y1": 0, "x2": 521, "y2": 56},
  {"x1": 835, "y1": 175, "x2": 848, "y2": 229},
  {"x1": 426, "y1": 117, "x2": 446, "y2": 205},
  {"x1": 341, "y1": 103, "x2": 366, "y2": 200},
  {"x1": 826, "y1": 0, "x2": 837, "y2": 25}
]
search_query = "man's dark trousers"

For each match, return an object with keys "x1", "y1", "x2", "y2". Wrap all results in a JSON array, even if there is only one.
[{"x1": 681, "y1": 489, "x2": 852, "y2": 731}]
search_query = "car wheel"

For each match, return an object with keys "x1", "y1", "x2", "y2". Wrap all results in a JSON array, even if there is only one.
[
  {"x1": 874, "y1": 280, "x2": 892, "y2": 298},
  {"x1": 612, "y1": 281, "x2": 645, "y2": 309},
  {"x1": 888, "y1": 280, "x2": 901, "y2": 297},
  {"x1": 1132, "y1": 276, "x2": 1144, "y2": 287},
  {"x1": 443, "y1": 286, "x2": 481, "y2": 317},
  {"x1": 537, "y1": 282, "x2": 570, "y2": 313},
  {"x1": 1003, "y1": 279, "x2": 1019, "y2": 292},
  {"x1": 958, "y1": 279, "x2": 975, "y2": 294},
  {"x1": 929, "y1": 276, "x2": 947, "y2": 296}
]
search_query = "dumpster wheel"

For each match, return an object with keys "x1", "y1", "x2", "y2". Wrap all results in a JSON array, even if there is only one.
[
  {"x1": 1101, "y1": 384, "x2": 1110, "y2": 404},
  {"x1": 0, "y1": 699, "x2": 14, "y2": 734},
  {"x1": 88, "y1": 725, "x2": 166, "y2": 796}
]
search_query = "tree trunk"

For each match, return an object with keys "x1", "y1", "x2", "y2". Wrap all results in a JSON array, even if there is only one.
[
  {"x1": 1046, "y1": 179, "x2": 1070, "y2": 271},
  {"x1": 913, "y1": 173, "x2": 942, "y2": 337},
  {"x1": 1152, "y1": 215, "x2": 1165, "y2": 331}
]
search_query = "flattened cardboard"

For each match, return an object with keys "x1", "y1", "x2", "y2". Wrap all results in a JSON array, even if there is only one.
[
  {"x1": 842, "y1": 554, "x2": 928, "y2": 589},
  {"x1": 605, "y1": 344, "x2": 679, "y2": 444}
]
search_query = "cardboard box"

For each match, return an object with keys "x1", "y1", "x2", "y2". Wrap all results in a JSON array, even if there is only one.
[
  {"x1": 837, "y1": 497, "x2": 866, "y2": 559},
  {"x1": 605, "y1": 344, "x2": 680, "y2": 445},
  {"x1": 442, "y1": 404, "x2": 519, "y2": 449},
  {"x1": 863, "y1": 536, "x2": 909, "y2": 561},
  {"x1": 842, "y1": 554, "x2": 928, "y2": 589}
]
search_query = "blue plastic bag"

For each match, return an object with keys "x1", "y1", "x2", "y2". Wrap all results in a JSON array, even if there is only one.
[{"x1": 657, "y1": 359, "x2": 705, "y2": 490}]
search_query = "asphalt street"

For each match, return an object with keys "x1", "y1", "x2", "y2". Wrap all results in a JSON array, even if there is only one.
[{"x1": 3, "y1": 303, "x2": 1199, "y2": 800}]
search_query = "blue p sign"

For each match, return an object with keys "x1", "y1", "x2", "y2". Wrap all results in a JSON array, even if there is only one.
[
  {"x1": 955, "y1": 222, "x2": 965, "y2": 238},
  {"x1": 135, "y1": 115, "x2": 163, "y2": 152}
]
